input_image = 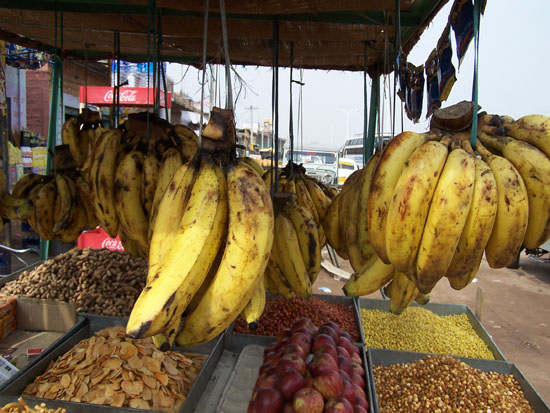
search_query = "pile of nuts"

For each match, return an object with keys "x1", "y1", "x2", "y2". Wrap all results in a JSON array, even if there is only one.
[
  {"x1": 234, "y1": 296, "x2": 360, "y2": 342},
  {"x1": 23, "y1": 326, "x2": 206, "y2": 412},
  {"x1": 360, "y1": 307, "x2": 494, "y2": 359},
  {"x1": 0, "y1": 248, "x2": 147, "y2": 316},
  {"x1": 0, "y1": 398, "x2": 66, "y2": 413},
  {"x1": 373, "y1": 355, "x2": 533, "y2": 412}
]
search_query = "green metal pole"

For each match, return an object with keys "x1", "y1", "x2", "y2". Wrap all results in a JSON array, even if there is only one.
[
  {"x1": 40, "y1": 57, "x2": 62, "y2": 261},
  {"x1": 366, "y1": 71, "x2": 379, "y2": 157}
]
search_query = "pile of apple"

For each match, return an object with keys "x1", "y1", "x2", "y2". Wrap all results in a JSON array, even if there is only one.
[{"x1": 249, "y1": 318, "x2": 369, "y2": 413}]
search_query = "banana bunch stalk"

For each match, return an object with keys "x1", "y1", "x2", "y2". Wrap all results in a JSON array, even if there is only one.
[
  {"x1": 264, "y1": 192, "x2": 322, "y2": 301},
  {"x1": 126, "y1": 108, "x2": 274, "y2": 349},
  {"x1": 87, "y1": 113, "x2": 199, "y2": 256}
]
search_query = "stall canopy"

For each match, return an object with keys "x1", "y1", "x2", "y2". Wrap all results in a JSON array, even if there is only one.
[{"x1": 0, "y1": 0, "x2": 449, "y2": 73}]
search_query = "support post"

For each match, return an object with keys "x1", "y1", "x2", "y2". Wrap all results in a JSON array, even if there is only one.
[{"x1": 366, "y1": 71, "x2": 380, "y2": 157}]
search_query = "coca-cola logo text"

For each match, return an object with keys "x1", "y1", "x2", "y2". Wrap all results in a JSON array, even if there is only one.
[
  {"x1": 101, "y1": 237, "x2": 125, "y2": 251},
  {"x1": 103, "y1": 89, "x2": 138, "y2": 103}
]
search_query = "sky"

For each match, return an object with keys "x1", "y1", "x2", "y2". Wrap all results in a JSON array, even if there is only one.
[{"x1": 166, "y1": 0, "x2": 549, "y2": 150}]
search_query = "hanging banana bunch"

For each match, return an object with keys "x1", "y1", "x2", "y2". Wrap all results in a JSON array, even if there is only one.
[
  {"x1": 340, "y1": 108, "x2": 550, "y2": 315},
  {"x1": 125, "y1": 107, "x2": 274, "y2": 349}
]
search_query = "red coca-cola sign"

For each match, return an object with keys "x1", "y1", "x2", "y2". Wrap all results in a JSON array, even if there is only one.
[
  {"x1": 101, "y1": 238, "x2": 124, "y2": 251},
  {"x1": 77, "y1": 228, "x2": 125, "y2": 252},
  {"x1": 79, "y1": 86, "x2": 171, "y2": 108}
]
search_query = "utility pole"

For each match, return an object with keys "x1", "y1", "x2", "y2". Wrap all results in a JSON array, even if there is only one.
[
  {"x1": 336, "y1": 108, "x2": 359, "y2": 142},
  {"x1": 245, "y1": 105, "x2": 258, "y2": 148}
]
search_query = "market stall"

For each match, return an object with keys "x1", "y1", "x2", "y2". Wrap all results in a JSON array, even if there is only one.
[{"x1": 0, "y1": 0, "x2": 548, "y2": 412}]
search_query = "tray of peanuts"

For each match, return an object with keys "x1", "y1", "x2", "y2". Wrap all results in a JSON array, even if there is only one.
[
  {"x1": 369, "y1": 348, "x2": 550, "y2": 412},
  {"x1": 0, "y1": 315, "x2": 221, "y2": 412}
]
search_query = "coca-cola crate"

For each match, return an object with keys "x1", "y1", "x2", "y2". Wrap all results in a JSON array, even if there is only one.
[{"x1": 76, "y1": 228, "x2": 124, "y2": 251}]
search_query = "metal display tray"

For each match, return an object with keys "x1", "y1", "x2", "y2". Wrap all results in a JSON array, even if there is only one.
[
  {"x1": 0, "y1": 314, "x2": 224, "y2": 413},
  {"x1": 227, "y1": 293, "x2": 364, "y2": 345},
  {"x1": 193, "y1": 330, "x2": 375, "y2": 412},
  {"x1": 357, "y1": 298, "x2": 506, "y2": 361},
  {"x1": 368, "y1": 348, "x2": 550, "y2": 413},
  {"x1": 0, "y1": 316, "x2": 87, "y2": 394}
]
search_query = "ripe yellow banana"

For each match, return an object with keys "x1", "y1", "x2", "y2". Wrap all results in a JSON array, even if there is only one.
[
  {"x1": 342, "y1": 257, "x2": 394, "y2": 297},
  {"x1": 173, "y1": 124, "x2": 199, "y2": 162},
  {"x1": 127, "y1": 158, "x2": 227, "y2": 338},
  {"x1": 240, "y1": 274, "x2": 266, "y2": 330},
  {"x1": 504, "y1": 114, "x2": 550, "y2": 159},
  {"x1": 0, "y1": 193, "x2": 34, "y2": 222},
  {"x1": 386, "y1": 139, "x2": 450, "y2": 273},
  {"x1": 273, "y1": 213, "x2": 312, "y2": 299},
  {"x1": 151, "y1": 313, "x2": 181, "y2": 352},
  {"x1": 264, "y1": 266, "x2": 279, "y2": 296},
  {"x1": 323, "y1": 193, "x2": 348, "y2": 260},
  {"x1": 149, "y1": 147, "x2": 184, "y2": 232},
  {"x1": 33, "y1": 181, "x2": 56, "y2": 240},
  {"x1": 119, "y1": 229, "x2": 142, "y2": 258},
  {"x1": 89, "y1": 129, "x2": 122, "y2": 237},
  {"x1": 177, "y1": 162, "x2": 274, "y2": 346},
  {"x1": 148, "y1": 163, "x2": 197, "y2": 282},
  {"x1": 284, "y1": 202, "x2": 321, "y2": 283},
  {"x1": 389, "y1": 270, "x2": 418, "y2": 315},
  {"x1": 12, "y1": 173, "x2": 46, "y2": 199},
  {"x1": 284, "y1": 178, "x2": 296, "y2": 194},
  {"x1": 447, "y1": 255, "x2": 482, "y2": 291},
  {"x1": 55, "y1": 199, "x2": 87, "y2": 244},
  {"x1": 74, "y1": 174, "x2": 99, "y2": 230},
  {"x1": 53, "y1": 174, "x2": 77, "y2": 234},
  {"x1": 342, "y1": 176, "x2": 369, "y2": 272},
  {"x1": 240, "y1": 157, "x2": 265, "y2": 176},
  {"x1": 114, "y1": 151, "x2": 150, "y2": 257},
  {"x1": 323, "y1": 185, "x2": 339, "y2": 200},
  {"x1": 295, "y1": 179, "x2": 320, "y2": 224},
  {"x1": 416, "y1": 140, "x2": 475, "y2": 294},
  {"x1": 414, "y1": 292, "x2": 430, "y2": 305},
  {"x1": 75, "y1": 126, "x2": 91, "y2": 168},
  {"x1": 368, "y1": 131, "x2": 432, "y2": 263},
  {"x1": 476, "y1": 141, "x2": 529, "y2": 268},
  {"x1": 141, "y1": 156, "x2": 159, "y2": 218},
  {"x1": 477, "y1": 132, "x2": 550, "y2": 249},
  {"x1": 266, "y1": 259, "x2": 296, "y2": 299},
  {"x1": 356, "y1": 152, "x2": 381, "y2": 264},
  {"x1": 303, "y1": 178, "x2": 331, "y2": 222},
  {"x1": 446, "y1": 143, "x2": 497, "y2": 278},
  {"x1": 62, "y1": 118, "x2": 84, "y2": 167}
]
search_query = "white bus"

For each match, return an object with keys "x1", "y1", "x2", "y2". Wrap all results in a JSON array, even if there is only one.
[{"x1": 340, "y1": 135, "x2": 392, "y2": 168}]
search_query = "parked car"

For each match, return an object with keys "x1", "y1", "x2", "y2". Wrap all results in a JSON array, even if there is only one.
[{"x1": 337, "y1": 157, "x2": 359, "y2": 188}]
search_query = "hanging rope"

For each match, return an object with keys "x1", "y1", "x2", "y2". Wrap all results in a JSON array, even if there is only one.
[
  {"x1": 146, "y1": 0, "x2": 155, "y2": 142},
  {"x1": 362, "y1": 42, "x2": 368, "y2": 162},
  {"x1": 272, "y1": 21, "x2": 280, "y2": 194},
  {"x1": 470, "y1": 0, "x2": 481, "y2": 149},
  {"x1": 154, "y1": 10, "x2": 162, "y2": 116},
  {"x1": 59, "y1": 10, "x2": 64, "y2": 124},
  {"x1": 219, "y1": 0, "x2": 233, "y2": 111},
  {"x1": 392, "y1": 0, "x2": 401, "y2": 138},
  {"x1": 113, "y1": 31, "x2": 120, "y2": 128},
  {"x1": 289, "y1": 41, "x2": 294, "y2": 177},
  {"x1": 198, "y1": 0, "x2": 209, "y2": 145},
  {"x1": 298, "y1": 69, "x2": 304, "y2": 154}
]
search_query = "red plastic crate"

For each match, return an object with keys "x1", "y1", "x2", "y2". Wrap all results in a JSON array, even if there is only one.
[{"x1": 77, "y1": 228, "x2": 124, "y2": 251}]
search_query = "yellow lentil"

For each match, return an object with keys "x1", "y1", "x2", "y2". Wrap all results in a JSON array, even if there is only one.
[{"x1": 360, "y1": 307, "x2": 494, "y2": 359}]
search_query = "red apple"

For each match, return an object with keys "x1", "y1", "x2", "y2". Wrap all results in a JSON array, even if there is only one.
[
  {"x1": 278, "y1": 369, "x2": 307, "y2": 400},
  {"x1": 353, "y1": 405, "x2": 367, "y2": 413},
  {"x1": 305, "y1": 370, "x2": 314, "y2": 387},
  {"x1": 351, "y1": 345, "x2": 360, "y2": 355},
  {"x1": 339, "y1": 369, "x2": 352, "y2": 384},
  {"x1": 278, "y1": 354, "x2": 307, "y2": 376},
  {"x1": 316, "y1": 326, "x2": 339, "y2": 344},
  {"x1": 280, "y1": 343, "x2": 307, "y2": 360},
  {"x1": 293, "y1": 327, "x2": 315, "y2": 338},
  {"x1": 308, "y1": 353, "x2": 338, "y2": 377},
  {"x1": 289, "y1": 333, "x2": 313, "y2": 354},
  {"x1": 321, "y1": 321, "x2": 341, "y2": 335},
  {"x1": 342, "y1": 381, "x2": 356, "y2": 404},
  {"x1": 338, "y1": 356, "x2": 353, "y2": 376},
  {"x1": 291, "y1": 318, "x2": 318, "y2": 336},
  {"x1": 337, "y1": 346, "x2": 351, "y2": 360},
  {"x1": 312, "y1": 370, "x2": 344, "y2": 399},
  {"x1": 283, "y1": 403, "x2": 295, "y2": 413},
  {"x1": 312, "y1": 334, "x2": 336, "y2": 352},
  {"x1": 313, "y1": 344, "x2": 338, "y2": 362},
  {"x1": 256, "y1": 374, "x2": 279, "y2": 391},
  {"x1": 339, "y1": 331, "x2": 352, "y2": 341},
  {"x1": 351, "y1": 363, "x2": 365, "y2": 378},
  {"x1": 351, "y1": 374, "x2": 364, "y2": 389},
  {"x1": 277, "y1": 337, "x2": 290, "y2": 350},
  {"x1": 351, "y1": 384, "x2": 366, "y2": 401},
  {"x1": 253, "y1": 388, "x2": 284, "y2": 413},
  {"x1": 354, "y1": 395, "x2": 369, "y2": 410},
  {"x1": 277, "y1": 328, "x2": 292, "y2": 343},
  {"x1": 337, "y1": 336, "x2": 355, "y2": 356},
  {"x1": 292, "y1": 387, "x2": 324, "y2": 413},
  {"x1": 324, "y1": 397, "x2": 353, "y2": 413},
  {"x1": 265, "y1": 344, "x2": 277, "y2": 355},
  {"x1": 263, "y1": 366, "x2": 278, "y2": 379}
]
